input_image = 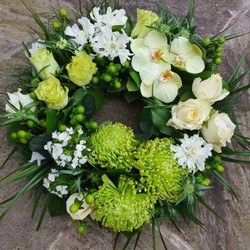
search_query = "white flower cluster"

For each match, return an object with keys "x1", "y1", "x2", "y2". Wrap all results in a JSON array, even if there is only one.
[
  {"x1": 64, "y1": 7, "x2": 132, "y2": 64},
  {"x1": 44, "y1": 127, "x2": 90, "y2": 169},
  {"x1": 43, "y1": 168, "x2": 68, "y2": 198},
  {"x1": 170, "y1": 134, "x2": 213, "y2": 173}
]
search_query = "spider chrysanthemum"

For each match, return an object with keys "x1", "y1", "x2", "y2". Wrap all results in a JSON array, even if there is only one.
[
  {"x1": 93, "y1": 175, "x2": 153, "y2": 232},
  {"x1": 88, "y1": 123, "x2": 139, "y2": 170},
  {"x1": 135, "y1": 138, "x2": 187, "y2": 203}
]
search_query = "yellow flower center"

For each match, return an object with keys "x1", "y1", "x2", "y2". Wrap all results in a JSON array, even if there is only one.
[
  {"x1": 159, "y1": 70, "x2": 174, "y2": 82},
  {"x1": 175, "y1": 53, "x2": 186, "y2": 66},
  {"x1": 186, "y1": 108, "x2": 199, "y2": 122},
  {"x1": 151, "y1": 49, "x2": 163, "y2": 60}
]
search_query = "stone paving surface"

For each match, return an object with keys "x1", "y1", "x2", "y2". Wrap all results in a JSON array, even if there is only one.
[{"x1": 0, "y1": 0, "x2": 250, "y2": 249}]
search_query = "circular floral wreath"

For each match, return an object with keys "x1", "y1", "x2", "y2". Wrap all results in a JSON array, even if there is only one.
[{"x1": 0, "y1": 0, "x2": 249, "y2": 247}]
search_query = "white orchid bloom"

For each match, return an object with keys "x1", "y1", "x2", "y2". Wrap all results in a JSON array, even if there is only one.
[{"x1": 165, "y1": 36, "x2": 204, "y2": 74}]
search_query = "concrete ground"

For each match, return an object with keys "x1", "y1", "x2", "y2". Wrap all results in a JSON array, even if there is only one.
[{"x1": 0, "y1": 0, "x2": 250, "y2": 249}]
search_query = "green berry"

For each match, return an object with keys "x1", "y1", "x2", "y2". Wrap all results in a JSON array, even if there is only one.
[
  {"x1": 218, "y1": 37, "x2": 225, "y2": 44},
  {"x1": 53, "y1": 21, "x2": 61, "y2": 30},
  {"x1": 102, "y1": 73, "x2": 112, "y2": 82},
  {"x1": 201, "y1": 177, "x2": 211, "y2": 186},
  {"x1": 215, "y1": 46, "x2": 223, "y2": 53},
  {"x1": 214, "y1": 155, "x2": 221, "y2": 163},
  {"x1": 27, "y1": 120, "x2": 35, "y2": 128},
  {"x1": 205, "y1": 164, "x2": 211, "y2": 171},
  {"x1": 77, "y1": 224, "x2": 86, "y2": 234},
  {"x1": 85, "y1": 194, "x2": 95, "y2": 204},
  {"x1": 29, "y1": 92, "x2": 37, "y2": 99},
  {"x1": 203, "y1": 38, "x2": 211, "y2": 46},
  {"x1": 114, "y1": 80, "x2": 121, "y2": 89},
  {"x1": 70, "y1": 204, "x2": 79, "y2": 213},
  {"x1": 91, "y1": 76, "x2": 99, "y2": 84},
  {"x1": 107, "y1": 64, "x2": 118, "y2": 74},
  {"x1": 76, "y1": 105, "x2": 85, "y2": 114},
  {"x1": 17, "y1": 130, "x2": 26, "y2": 138},
  {"x1": 75, "y1": 124, "x2": 83, "y2": 130},
  {"x1": 59, "y1": 124, "x2": 67, "y2": 132},
  {"x1": 123, "y1": 60, "x2": 130, "y2": 68},
  {"x1": 90, "y1": 121, "x2": 98, "y2": 130},
  {"x1": 216, "y1": 164, "x2": 225, "y2": 173},
  {"x1": 20, "y1": 137, "x2": 28, "y2": 144},
  {"x1": 59, "y1": 8, "x2": 67, "y2": 18},
  {"x1": 10, "y1": 132, "x2": 18, "y2": 140},
  {"x1": 214, "y1": 58, "x2": 222, "y2": 65},
  {"x1": 75, "y1": 114, "x2": 84, "y2": 122}
]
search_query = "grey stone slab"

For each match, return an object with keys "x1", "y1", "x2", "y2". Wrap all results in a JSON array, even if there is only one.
[{"x1": 0, "y1": 0, "x2": 250, "y2": 249}]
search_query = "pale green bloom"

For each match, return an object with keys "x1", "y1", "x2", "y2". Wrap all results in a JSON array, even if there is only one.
[
  {"x1": 66, "y1": 51, "x2": 97, "y2": 86},
  {"x1": 93, "y1": 175, "x2": 153, "y2": 232},
  {"x1": 34, "y1": 76, "x2": 69, "y2": 110},
  {"x1": 88, "y1": 123, "x2": 139, "y2": 170},
  {"x1": 164, "y1": 36, "x2": 204, "y2": 74},
  {"x1": 135, "y1": 138, "x2": 187, "y2": 203},
  {"x1": 30, "y1": 48, "x2": 59, "y2": 80},
  {"x1": 131, "y1": 9, "x2": 159, "y2": 38}
]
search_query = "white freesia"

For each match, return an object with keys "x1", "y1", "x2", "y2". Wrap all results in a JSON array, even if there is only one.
[
  {"x1": 201, "y1": 111, "x2": 236, "y2": 152},
  {"x1": 5, "y1": 88, "x2": 35, "y2": 113},
  {"x1": 91, "y1": 27, "x2": 132, "y2": 65},
  {"x1": 66, "y1": 193, "x2": 93, "y2": 220},
  {"x1": 165, "y1": 36, "x2": 204, "y2": 74},
  {"x1": 29, "y1": 151, "x2": 45, "y2": 166},
  {"x1": 167, "y1": 98, "x2": 212, "y2": 130},
  {"x1": 192, "y1": 74, "x2": 229, "y2": 103},
  {"x1": 171, "y1": 134, "x2": 213, "y2": 173}
]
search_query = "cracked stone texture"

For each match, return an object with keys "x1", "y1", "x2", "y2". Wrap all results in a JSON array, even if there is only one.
[{"x1": 0, "y1": 0, "x2": 250, "y2": 249}]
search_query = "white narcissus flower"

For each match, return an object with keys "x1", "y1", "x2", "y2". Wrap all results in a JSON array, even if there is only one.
[
  {"x1": 201, "y1": 111, "x2": 236, "y2": 152},
  {"x1": 165, "y1": 36, "x2": 205, "y2": 74},
  {"x1": 66, "y1": 193, "x2": 93, "y2": 220},
  {"x1": 5, "y1": 88, "x2": 35, "y2": 113},
  {"x1": 192, "y1": 74, "x2": 229, "y2": 103},
  {"x1": 167, "y1": 98, "x2": 212, "y2": 130},
  {"x1": 29, "y1": 151, "x2": 45, "y2": 166},
  {"x1": 170, "y1": 134, "x2": 213, "y2": 173}
]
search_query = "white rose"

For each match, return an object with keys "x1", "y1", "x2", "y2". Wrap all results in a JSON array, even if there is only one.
[
  {"x1": 201, "y1": 111, "x2": 236, "y2": 152},
  {"x1": 167, "y1": 98, "x2": 212, "y2": 130},
  {"x1": 5, "y1": 88, "x2": 35, "y2": 113},
  {"x1": 66, "y1": 193, "x2": 92, "y2": 220},
  {"x1": 192, "y1": 74, "x2": 229, "y2": 103}
]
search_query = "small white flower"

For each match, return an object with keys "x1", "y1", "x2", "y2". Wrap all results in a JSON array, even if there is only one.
[
  {"x1": 29, "y1": 151, "x2": 45, "y2": 166},
  {"x1": 43, "y1": 178, "x2": 50, "y2": 189},
  {"x1": 79, "y1": 156, "x2": 88, "y2": 165},
  {"x1": 50, "y1": 143, "x2": 64, "y2": 160},
  {"x1": 170, "y1": 134, "x2": 213, "y2": 173},
  {"x1": 44, "y1": 141, "x2": 53, "y2": 151},
  {"x1": 51, "y1": 185, "x2": 68, "y2": 198},
  {"x1": 90, "y1": 7, "x2": 127, "y2": 29},
  {"x1": 48, "y1": 168, "x2": 60, "y2": 182},
  {"x1": 28, "y1": 39, "x2": 45, "y2": 55},
  {"x1": 66, "y1": 127, "x2": 74, "y2": 135},
  {"x1": 91, "y1": 27, "x2": 132, "y2": 64}
]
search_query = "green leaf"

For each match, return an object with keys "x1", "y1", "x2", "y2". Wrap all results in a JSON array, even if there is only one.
[
  {"x1": 46, "y1": 109, "x2": 60, "y2": 132},
  {"x1": 123, "y1": 91, "x2": 140, "y2": 103},
  {"x1": 48, "y1": 195, "x2": 67, "y2": 216},
  {"x1": 129, "y1": 70, "x2": 141, "y2": 88},
  {"x1": 29, "y1": 133, "x2": 52, "y2": 157},
  {"x1": 36, "y1": 192, "x2": 51, "y2": 230},
  {"x1": 86, "y1": 88, "x2": 105, "y2": 111}
]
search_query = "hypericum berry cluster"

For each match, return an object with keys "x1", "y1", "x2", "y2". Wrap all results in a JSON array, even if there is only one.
[
  {"x1": 203, "y1": 36, "x2": 226, "y2": 69},
  {"x1": 44, "y1": 127, "x2": 91, "y2": 169}
]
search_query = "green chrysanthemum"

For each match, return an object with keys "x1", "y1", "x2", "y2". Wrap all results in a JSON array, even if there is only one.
[
  {"x1": 88, "y1": 123, "x2": 139, "y2": 170},
  {"x1": 93, "y1": 175, "x2": 153, "y2": 232},
  {"x1": 135, "y1": 138, "x2": 188, "y2": 203}
]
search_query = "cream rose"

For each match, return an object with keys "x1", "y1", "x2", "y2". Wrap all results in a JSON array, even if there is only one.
[
  {"x1": 34, "y1": 76, "x2": 69, "y2": 110},
  {"x1": 30, "y1": 48, "x2": 59, "y2": 80},
  {"x1": 66, "y1": 51, "x2": 97, "y2": 86},
  {"x1": 201, "y1": 111, "x2": 236, "y2": 152},
  {"x1": 192, "y1": 74, "x2": 229, "y2": 103},
  {"x1": 167, "y1": 98, "x2": 212, "y2": 130},
  {"x1": 131, "y1": 9, "x2": 159, "y2": 38},
  {"x1": 66, "y1": 193, "x2": 93, "y2": 220}
]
